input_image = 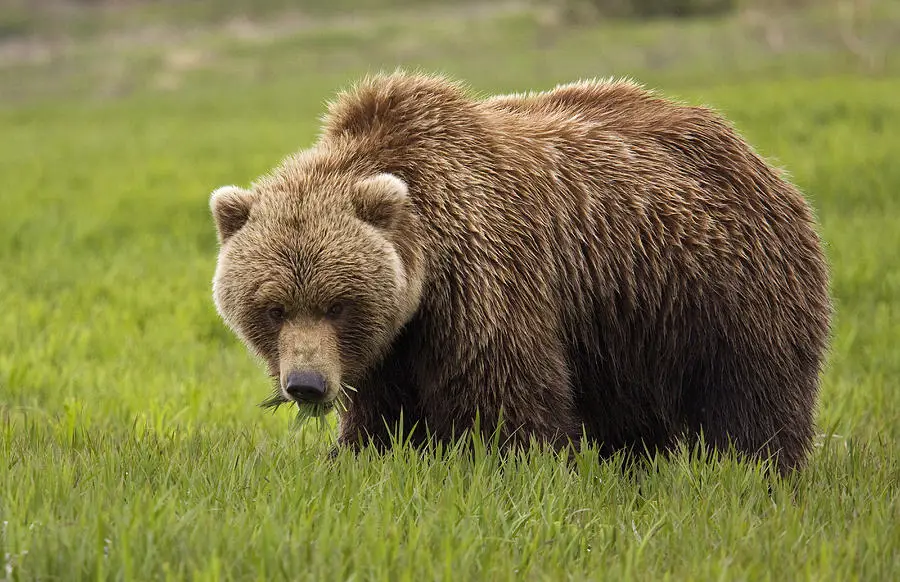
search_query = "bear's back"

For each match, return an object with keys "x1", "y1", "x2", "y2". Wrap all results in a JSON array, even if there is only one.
[{"x1": 479, "y1": 79, "x2": 705, "y2": 135}]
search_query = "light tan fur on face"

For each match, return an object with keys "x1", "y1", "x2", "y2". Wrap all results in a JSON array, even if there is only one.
[
  {"x1": 209, "y1": 168, "x2": 427, "y2": 410},
  {"x1": 210, "y1": 184, "x2": 256, "y2": 337},
  {"x1": 277, "y1": 319, "x2": 341, "y2": 403}
]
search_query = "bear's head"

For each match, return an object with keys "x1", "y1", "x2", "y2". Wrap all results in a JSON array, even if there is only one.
[{"x1": 209, "y1": 171, "x2": 425, "y2": 413}]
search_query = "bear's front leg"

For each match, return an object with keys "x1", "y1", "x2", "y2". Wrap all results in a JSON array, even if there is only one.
[
  {"x1": 418, "y1": 337, "x2": 582, "y2": 453},
  {"x1": 335, "y1": 373, "x2": 423, "y2": 453}
]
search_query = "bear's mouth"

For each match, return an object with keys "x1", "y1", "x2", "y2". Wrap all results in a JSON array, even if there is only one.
[
  {"x1": 297, "y1": 400, "x2": 335, "y2": 417},
  {"x1": 259, "y1": 380, "x2": 345, "y2": 420},
  {"x1": 259, "y1": 390, "x2": 335, "y2": 414},
  {"x1": 291, "y1": 399, "x2": 338, "y2": 426}
]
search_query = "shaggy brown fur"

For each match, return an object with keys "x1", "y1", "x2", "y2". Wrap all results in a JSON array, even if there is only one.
[{"x1": 210, "y1": 71, "x2": 831, "y2": 474}]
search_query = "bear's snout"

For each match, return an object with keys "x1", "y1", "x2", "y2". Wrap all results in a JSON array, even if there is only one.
[{"x1": 284, "y1": 370, "x2": 327, "y2": 403}]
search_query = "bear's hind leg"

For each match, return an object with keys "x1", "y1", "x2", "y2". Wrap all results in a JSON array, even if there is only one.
[{"x1": 685, "y1": 346, "x2": 818, "y2": 475}]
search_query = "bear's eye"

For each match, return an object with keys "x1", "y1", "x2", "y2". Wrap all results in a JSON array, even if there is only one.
[
  {"x1": 266, "y1": 306, "x2": 287, "y2": 324},
  {"x1": 325, "y1": 302, "x2": 345, "y2": 319}
]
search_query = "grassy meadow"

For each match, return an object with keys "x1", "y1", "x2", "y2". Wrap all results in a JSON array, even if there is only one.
[{"x1": 1, "y1": 1, "x2": 899, "y2": 579}]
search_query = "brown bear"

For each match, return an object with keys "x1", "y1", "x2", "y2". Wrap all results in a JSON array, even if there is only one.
[{"x1": 209, "y1": 71, "x2": 831, "y2": 474}]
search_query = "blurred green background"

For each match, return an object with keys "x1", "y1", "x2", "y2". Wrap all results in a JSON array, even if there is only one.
[{"x1": 1, "y1": 0, "x2": 896, "y2": 103}]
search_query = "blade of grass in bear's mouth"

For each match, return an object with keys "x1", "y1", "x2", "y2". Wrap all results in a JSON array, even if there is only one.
[{"x1": 295, "y1": 401, "x2": 334, "y2": 418}]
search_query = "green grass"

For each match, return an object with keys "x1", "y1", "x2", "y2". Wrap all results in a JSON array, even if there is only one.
[{"x1": 2, "y1": 2, "x2": 900, "y2": 580}]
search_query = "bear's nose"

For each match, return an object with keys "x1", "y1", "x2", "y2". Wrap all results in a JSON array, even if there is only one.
[{"x1": 284, "y1": 370, "x2": 327, "y2": 402}]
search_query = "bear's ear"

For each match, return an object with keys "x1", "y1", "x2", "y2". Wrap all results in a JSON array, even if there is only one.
[
  {"x1": 210, "y1": 185, "x2": 255, "y2": 243},
  {"x1": 352, "y1": 173, "x2": 410, "y2": 231}
]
